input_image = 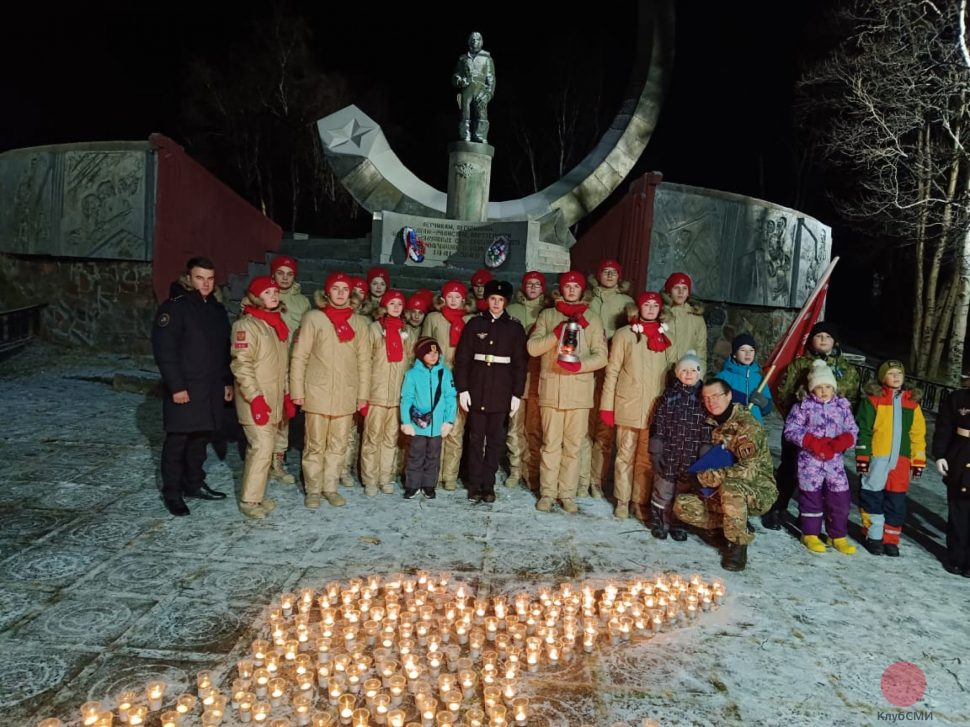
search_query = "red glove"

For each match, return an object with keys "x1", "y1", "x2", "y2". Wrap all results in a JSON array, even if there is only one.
[
  {"x1": 911, "y1": 466, "x2": 924, "y2": 480},
  {"x1": 557, "y1": 360, "x2": 581, "y2": 373},
  {"x1": 284, "y1": 394, "x2": 298, "y2": 420},
  {"x1": 600, "y1": 410, "x2": 615, "y2": 427},
  {"x1": 856, "y1": 457, "x2": 869, "y2": 474},
  {"x1": 802, "y1": 433, "x2": 834, "y2": 461},
  {"x1": 358, "y1": 402, "x2": 370, "y2": 417},
  {"x1": 830, "y1": 432, "x2": 854, "y2": 453},
  {"x1": 251, "y1": 395, "x2": 271, "y2": 426},
  {"x1": 817, "y1": 439, "x2": 835, "y2": 461}
]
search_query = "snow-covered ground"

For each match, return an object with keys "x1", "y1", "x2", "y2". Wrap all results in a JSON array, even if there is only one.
[{"x1": 0, "y1": 343, "x2": 966, "y2": 726}]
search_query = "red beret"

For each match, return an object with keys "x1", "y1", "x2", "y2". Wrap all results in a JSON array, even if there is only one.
[
  {"x1": 597, "y1": 259, "x2": 622, "y2": 278},
  {"x1": 349, "y1": 277, "x2": 368, "y2": 296},
  {"x1": 381, "y1": 289, "x2": 405, "y2": 307},
  {"x1": 270, "y1": 255, "x2": 298, "y2": 275},
  {"x1": 522, "y1": 271, "x2": 547, "y2": 292},
  {"x1": 441, "y1": 280, "x2": 468, "y2": 298},
  {"x1": 637, "y1": 291, "x2": 662, "y2": 309},
  {"x1": 664, "y1": 272, "x2": 692, "y2": 295},
  {"x1": 367, "y1": 266, "x2": 390, "y2": 284},
  {"x1": 248, "y1": 275, "x2": 279, "y2": 297},
  {"x1": 471, "y1": 268, "x2": 493, "y2": 286},
  {"x1": 558, "y1": 271, "x2": 587, "y2": 292},
  {"x1": 325, "y1": 272, "x2": 352, "y2": 292},
  {"x1": 405, "y1": 293, "x2": 431, "y2": 312}
]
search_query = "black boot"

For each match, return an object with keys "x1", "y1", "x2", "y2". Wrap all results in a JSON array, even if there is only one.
[
  {"x1": 422, "y1": 487, "x2": 436, "y2": 499},
  {"x1": 481, "y1": 485, "x2": 496, "y2": 504},
  {"x1": 760, "y1": 509, "x2": 782, "y2": 531},
  {"x1": 669, "y1": 525, "x2": 688, "y2": 542},
  {"x1": 721, "y1": 541, "x2": 748, "y2": 571},
  {"x1": 863, "y1": 537, "x2": 884, "y2": 556},
  {"x1": 649, "y1": 505, "x2": 668, "y2": 539},
  {"x1": 883, "y1": 543, "x2": 900, "y2": 557}
]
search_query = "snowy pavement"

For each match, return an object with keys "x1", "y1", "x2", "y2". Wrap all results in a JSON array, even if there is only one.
[{"x1": 0, "y1": 343, "x2": 967, "y2": 726}]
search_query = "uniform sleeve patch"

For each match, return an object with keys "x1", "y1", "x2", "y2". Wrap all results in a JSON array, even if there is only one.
[
  {"x1": 157, "y1": 313, "x2": 171, "y2": 327},
  {"x1": 234, "y1": 342, "x2": 249, "y2": 349},
  {"x1": 236, "y1": 330, "x2": 246, "y2": 341}
]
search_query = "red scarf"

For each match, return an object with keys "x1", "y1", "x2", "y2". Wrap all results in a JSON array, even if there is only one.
[
  {"x1": 323, "y1": 305, "x2": 355, "y2": 342},
  {"x1": 243, "y1": 305, "x2": 289, "y2": 341},
  {"x1": 641, "y1": 318, "x2": 672, "y2": 352},
  {"x1": 441, "y1": 306, "x2": 466, "y2": 347},
  {"x1": 381, "y1": 315, "x2": 405, "y2": 362},
  {"x1": 475, "y1": 298, "x2": 489, "y2": 312},
  {"x1": 555, "y1": 300, "x2": 590, "y2": 328}
]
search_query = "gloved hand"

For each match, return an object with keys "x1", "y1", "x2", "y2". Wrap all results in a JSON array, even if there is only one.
[
  {"x1": 459, "y1": 391, "x2": 472, "y2": 412},
  {"x1": 830, "y1": 432, "x2": 854, "y2": 453},
  {"x1": 400, "y1": 423, "x2": 416, "y2": 437},
  {"x1": 284, "y1": 394, "x2": 298, "y2": 420},
  {"x1": 697, "y1": 469, "x2": 723, "y2": 488},
  {"x1": 251, "y1": 395, "x2": 271, "y2": 426},
  {"x1": 557, "y1": 360, "x2": 581, "y2": 373},
  {"x1": 911, "y1": 466, "x2": 924, "y2": 480},
  {"x1": 510, "y1": 396, "x2": 521, "y2": 416},
  {"x1": 856, "y1": 457, "x2": 869, "y2": 475},
  {"x1": 357, "y1": 401, "x2": 370, "y2": 417},
  {"x1": 749, "y1": 390, "x2": 769, "y2": 410},
  {"x1": 441, "y1": 422, "x2": 454, "y2": 437},
  {"x1": 937, "y1": 458, "x2": 949, "y2": 476},
  {"x1": 599, "y1": 410, "x2": 615, "y2": 428}
]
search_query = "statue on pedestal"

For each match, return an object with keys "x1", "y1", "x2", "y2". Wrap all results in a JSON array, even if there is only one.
[{"x1": 452, "y1": 31, "x2": 496, "y2": 143}]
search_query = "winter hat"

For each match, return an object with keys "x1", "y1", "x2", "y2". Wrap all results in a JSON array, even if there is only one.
[
  {"x1": 522, "y1": 271, "x2": 547, "y2": 292},
  {"x1": 324, "y1": 272, "x2": 351, "y2": 293},
  {"x1": 380, "y1": 289, "x2": 405, "y2": 308},
  {"x1": 484, "y1": 279, "x2": 513, "y2": 302},
  {"x1": 248, "y1": 276, "x2": 279, "y2": 298},
  {"x1": 270, "y1": 255, "x2": 298, "y2": 276},
  {"x1": 808, "y1": 359, "x2": 838, "y2": 391},
  {"x1": 636, "y1": 291, "x2": 663, "y2": 310},
  {"x1": 664, "y1": 272, "x2": 692, "y2": 295},
  {"x1": 367, "y1": 266, "x2": 390, "y2": 285},
  {"x1": 809, "y1": 320, "x2": 838, "y2": 342},
  {"x1": 415, "y1": 336, "x2": 440, "y2": 362},
  {"x1": 558, "y1": 271, "x2": 587, "y2": 293},
  {"x1": 877, "y1": 359, "x2": 905, "y2": 383},
  {"x1": 597, "y1": 258, "x2": 623, "y2": 278},
  {"x1": 405, "y1": 292, "x2": 431, "y2": 313},
  {"x1": 441, "y1": 280, "x2": 468, "y2": 299},
  {"x1": 731, "y1": 333, "x2": 757, "y2": 354},
  {"x1": 675, "y1": 350, "x2": 703, "y2": 376},
  {"x1": 471, "y1": 268, "x2": 493, "y2": 286},
  {"x1": 349, "y1": 276, "x2": 368, "y2": 297}
]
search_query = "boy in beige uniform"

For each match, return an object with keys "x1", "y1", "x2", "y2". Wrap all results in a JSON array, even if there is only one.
[
  {"x1": 527, "y1": 271, "x2": 608, "y2": 513},
  {"x1": 231, "y1": 276, "x2": 294, "y2": 519},
  {"x1": 290, "y1": 272, "x2": 372, "y2": 508},
  {"x1": 662, "y1": 272, "x2": 707, "y2": 371},
  {"x1": 505, "y1": 271, "x2": 547, "y2": 489}
]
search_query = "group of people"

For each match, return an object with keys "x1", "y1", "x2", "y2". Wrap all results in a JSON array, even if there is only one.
[{"x1": 151, "y1": 255, "x2": 970, "y2": 576}]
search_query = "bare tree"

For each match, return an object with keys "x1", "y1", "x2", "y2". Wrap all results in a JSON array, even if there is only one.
[
  {"x1": 180, "y1": 2, "x2": 356, "y2": 233},
  {"x1": 796, "y1": 0, "x2": 970, "y2": 382}
]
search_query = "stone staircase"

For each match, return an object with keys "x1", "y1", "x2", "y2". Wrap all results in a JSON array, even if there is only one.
[{"x1": 226, "y1": 235, "x2": 557, "y2": 311}]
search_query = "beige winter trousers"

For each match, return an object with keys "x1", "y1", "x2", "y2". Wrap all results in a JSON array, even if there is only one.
[
  {"x1": 360, "y1": 404, "x2": 400, "y2": 487},
  {"x1": 303, "y1": 413, "x2": 354, "y2": 495}
]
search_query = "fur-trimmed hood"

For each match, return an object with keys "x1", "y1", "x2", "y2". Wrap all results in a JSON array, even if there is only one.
[
  {"x1": 172, "y1": 273, "x2": 225, "y2": 304},
  {"x1": 512, "y1": 289, "x2": 553, "y2": 308},
  {"x1": 242, "y1": 291, "x2": 287, "y2": 312},
  {"x1": 622, "y1": 302, "x2": 669, "y2": 325},
  {"x1": 864, "y1": 381, "x2": 923, "y2": 403},
  {"x1": 660, "y1": 291, "x2": 704, "y2": 315},
  {"x1": 587, "y1": 275, "x2": 632, "y2": 296}
]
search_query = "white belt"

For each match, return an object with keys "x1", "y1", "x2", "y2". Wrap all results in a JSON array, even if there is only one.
[{"x1": 474, "y1": 354, "x2": 511, "y2": 364}]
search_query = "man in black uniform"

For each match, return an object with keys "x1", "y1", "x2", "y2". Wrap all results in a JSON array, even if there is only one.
[
  {"x1": 152, "y1": 256, "x2": 233, "y2": 516},
  {"x1": 933, "y1": 380, "x2": 970, "y2": 577},
  {"x1": 454, "y1": 279, "x2": 528, "y2": 503}
]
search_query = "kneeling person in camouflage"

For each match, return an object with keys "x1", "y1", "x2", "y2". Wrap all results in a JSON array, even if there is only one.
[{"x1": 674, "y1": 378, "x2": 778, "y2": 571}]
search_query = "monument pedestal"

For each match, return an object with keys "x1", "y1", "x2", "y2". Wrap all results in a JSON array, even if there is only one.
[{"x1": 447, "y1": 142, "x2": 494, "y2": 221}]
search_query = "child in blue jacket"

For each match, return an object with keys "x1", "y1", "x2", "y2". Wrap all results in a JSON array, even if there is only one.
[
  {"x1": 399, "y1": 337, "x2": 458, "y2": 499},
  {"x1": 716, "y1": 333, "x2": 773, "y2": 424}
]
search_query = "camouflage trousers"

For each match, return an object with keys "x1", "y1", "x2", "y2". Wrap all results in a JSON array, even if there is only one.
[{"x1": 674, "y1": 479, "x2": 777, "y2": 545}]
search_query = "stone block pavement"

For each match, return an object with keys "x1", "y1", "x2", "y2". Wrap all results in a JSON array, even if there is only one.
[{"x1": 0, "y1": 343, "x2": 968, "y2": 726}]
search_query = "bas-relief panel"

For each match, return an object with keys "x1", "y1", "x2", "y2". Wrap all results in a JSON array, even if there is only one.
[
  {"x1": 0, "y1": 149, "x2": 152, "y2": 261},
  {"x1": 647, "y1": 186, "x2": 831, "y2": 309}
]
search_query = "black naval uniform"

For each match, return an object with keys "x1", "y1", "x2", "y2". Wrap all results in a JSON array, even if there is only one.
[
  {"x1": 932, "y1": 387, "x2": 970, "y2": 575},
  {"x1": 152, "y1": 285, "x2": 232, "y2": 508},
  {"x1": 454, "y1": 308, "x2": 528, "y2": 500}
]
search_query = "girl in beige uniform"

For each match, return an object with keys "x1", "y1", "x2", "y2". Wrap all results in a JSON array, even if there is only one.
[
  {"x1": 231, "y1": 276, "x2": 294, "y2": 519},
  {"x1": 360, "y1": 290, "x2": 416, "y2": 496}
]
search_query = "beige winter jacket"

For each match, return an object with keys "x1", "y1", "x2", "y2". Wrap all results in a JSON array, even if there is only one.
[
  {"x1": 278, "y1": 283, "x2": 311, "y2": 344},
  {"x1": 588, "y1": 280, "x2": 635, "y2": 341},
  {"x1": 601, "y1": 324, "x2": 674, "y2": 429},
  {"x1": 290, "y1": 305, "x2": 372, "y2": 416},
  {"x1": 420, "y1": 310, "x2": 472, "y2": 369},
  {"x1": 507, "y1": 293, "x2": 547, "y2": 399},
  {"x1": 663, "y1": 296, "x2": 708, "y2": 371},
  {"x1": 366, "y1": 319, "x2": 417, "y2": 406},
  {"x1": 231, "y1": 314, "x2": 289, "y2": 426},
  {"x1": 527, "y1": 306, "x2": 608, "y2": 410}
]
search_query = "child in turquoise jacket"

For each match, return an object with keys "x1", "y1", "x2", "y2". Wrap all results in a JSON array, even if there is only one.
[{"x1": 400, "y1": 337, "x2": 458, "y2": 498}]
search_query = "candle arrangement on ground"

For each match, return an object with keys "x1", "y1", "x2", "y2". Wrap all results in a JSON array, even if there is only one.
[{"x1": 39, "y1": 572, "x2": 724, "y2": 726}]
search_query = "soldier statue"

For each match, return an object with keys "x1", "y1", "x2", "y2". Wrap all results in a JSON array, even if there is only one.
[{"x1": 452, "y1": 31, "x2": 496, "y2": 143}]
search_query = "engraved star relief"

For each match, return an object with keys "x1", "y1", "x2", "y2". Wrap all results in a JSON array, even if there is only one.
[
  {"x1": 322, "y1": 118, "x2": 373, "y2": 151},
  {"x1": 456, "y1": 162, "x2": 482, "y2": 179}
]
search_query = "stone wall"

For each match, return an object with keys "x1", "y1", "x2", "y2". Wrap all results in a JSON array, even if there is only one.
[
  {"x1": 704, "y1": 300, "x2": 798, "y2": 374},
  {"x1": 0, "y1": 253, "x2": 155, "y2": 353}
]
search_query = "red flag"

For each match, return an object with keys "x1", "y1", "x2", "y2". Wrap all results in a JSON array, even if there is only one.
[{"x1": 762, "y1": 257, "x2": 839, "y2": 402}]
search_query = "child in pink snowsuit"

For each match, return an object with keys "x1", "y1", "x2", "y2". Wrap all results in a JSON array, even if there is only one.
[{"x1": 783, "y1": 360, "x2": 859, "y2": 554}]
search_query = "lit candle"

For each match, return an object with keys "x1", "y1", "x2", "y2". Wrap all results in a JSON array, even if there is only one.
[
  {"x1": 37, "y1": 720, "x2": 63, "y2": 727},
  {"x1": 281, "y1": 592, "x2": 296, "y2": 617},
  {"x1": 388, "y1": 675, "x2": 406, "y2": 705},
  {"x1": 115, "y1": 690, "x2": 137, "y2": 722},
  {"x1": 372, "y1": 693, "x2": 390, "y2": 724},
  {"x1": 200, "y1": 709, "x2": 223, "y2": 727},
  {"x1": 483, "y1": 686, "x2": 501, "y2": 713},
  {"x1": 312, "y1": 712, "x2": 335, "y2": 727},
  {"x1": 352, "y1": 708, "x2": 370, "y2": 727},
  {"x1": 94, "y1": 710, "x2": 114, "y2": 727},
  {"x1": 465, "y1": 708, "x2": 485, "y2": 727},
  {"x1": 512, "y1": 697, "x2": 528, "y2": 725},
  {"x1": 254, "y1": 669, "x2": 270, "y2": 697},
  {"x1": 487, "y1": 703, "x2": 506, "y2": 725},
  {"x1": 459, "y1": 669, "x2": 476, "y2": 699},
  {"x1": 420, "y1": 698, "x2": 437, "y2": 727},
  {"x1": 435, "y1": 712, "x2": 455, "y2": 727},
  {"x1": 146, "y1": 681, "x2": 166, "y2": 711},
  {"x1": 238, "y1": 691, "x2": 256, "y2": 722},
  {"x1": 269, "y1": 678, "x2": 286, "y2": 707},
  {"x1": 253, "y1": 702, "x2": 271, "y2": 724},
  {"x1": 160, "y1": 711, "x2": 178, "y2": 727},
  {"x1": 176, "y1": 694, "x2": 197, "y2": 716},
  {"x1": 338, "y1": 693, "x2": 356, "y2": 724},
  {"x1": 127, "y1": 706, "x2": 148, "y2": 726},
  {"x1": 387, "y1": 709, "x2": 406, "y2": 727},
  {"x1": 81, "y1": 701, "x2": 102, "y2": 726},
  {"x1": 443, "y1": 690, "x2": 462, "y2": 714},
  {"x1": 197, "y1": 671, "x2": 214, "y2": 697}
]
